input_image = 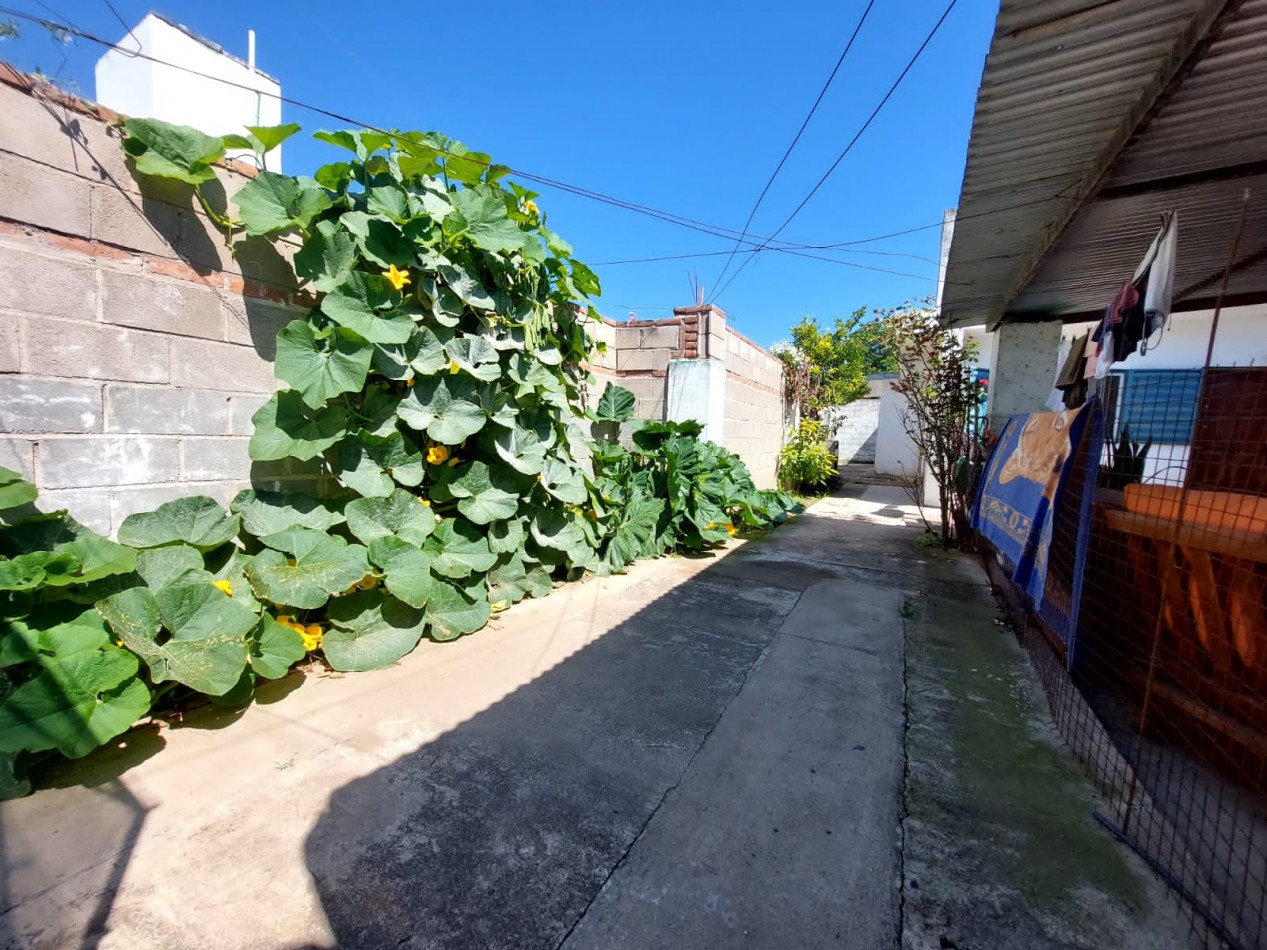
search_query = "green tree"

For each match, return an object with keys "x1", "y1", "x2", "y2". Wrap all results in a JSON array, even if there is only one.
[{"x1": 774, "y1": 308, "x2": 897, "y2": 418}]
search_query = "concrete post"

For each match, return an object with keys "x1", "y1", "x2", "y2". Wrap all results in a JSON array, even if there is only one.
[
  {"x1": 666, "y1": 304, "x2": 727, "y2": 443},
  {"x1": 985, "y1": 321, "x2": 1063, "y2": 433}
]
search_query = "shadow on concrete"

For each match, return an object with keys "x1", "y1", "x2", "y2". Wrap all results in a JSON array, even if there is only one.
[{"x1": 297, "y1": 496, "x2": 918, "y2": 950}]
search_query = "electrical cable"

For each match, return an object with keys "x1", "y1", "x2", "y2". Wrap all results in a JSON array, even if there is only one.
[
  {"x1": 709, "y1": 0, "x2": 877, "y2": 294},
  {"x1": 711, "y1": 0, "x2": 960, "y2": 304}
]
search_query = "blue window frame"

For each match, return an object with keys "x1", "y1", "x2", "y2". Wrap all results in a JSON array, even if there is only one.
[{"x1": 1110, "y1": 368, "x2": 1203, "y2": 445}]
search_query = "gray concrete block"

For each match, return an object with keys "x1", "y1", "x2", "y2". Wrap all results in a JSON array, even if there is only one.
[
  {"x1": 90, "y1": 184, "x2": 180, "y2": 257},
  {"x1": 40, "y1": 436, "x2": 180, "y2": 489},
  {"x1": 182, "y1": 437, "x2": 252, "y2": 481},
  {"x1": 0, "y1": 85, "x2": 131, "y2": 189},
  {"x1": 0, "y1": 437, "x2": 35, "y2": 479},
  {"x1": 0, "y1": 377, "x2": 102, "y2": 433},
  {"x1": 0, "y1": 247, "x2": 98, "y2": 321},
  {"x1": 0, "y1": 319, "x2": 18, "y2": 372},
  {"x1": 170, "y1": 338, "x2": 276, "y2": 393},
  {"x1": 228, "y1": 393, "x2": 269, "y2": 434},
  {"x1": 223, "y1": 296, "x2": 301, "y2": 360},
  {"x1": 36, "y1": 488, "x2": 113, "y2": 535},
  {"x1": 105, "y1": 384, "x2": 230, "y2": 435},
  {"x1": 23, "y1": 316, "x2": 169, "y2": 383},
  {"x1": 100, "y1": 269, "x2": 223, "y2": 340},
  {"x1": 0, "y1": 152, "x2": 92, "y2": 237}
]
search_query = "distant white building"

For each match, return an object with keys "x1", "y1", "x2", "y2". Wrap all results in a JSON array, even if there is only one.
[{"x1": 94, "y1": 12, "x2": 283, "y2": 170}]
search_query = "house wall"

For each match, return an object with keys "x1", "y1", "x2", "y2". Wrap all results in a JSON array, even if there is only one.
[
  {"x1": 825, "y1": 399, "x2": 880, "y2": 464},
  {"x1": 95, "y1": 14, "x2": 285, "y2": 170}
]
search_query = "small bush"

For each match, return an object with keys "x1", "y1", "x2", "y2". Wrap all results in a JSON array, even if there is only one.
[{"x1": 778, "y1": 420, "x2": 837, "y2": 493}]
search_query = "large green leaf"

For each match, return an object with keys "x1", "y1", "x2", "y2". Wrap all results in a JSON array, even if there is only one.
[
  {"x1": 488, "y1": 517, "x2": 527, "y2": 554},
  {"x1": 424, "y1": 577, "x2": 491, "y2": 642},
  {"x1": 333, "y1": 430, "x2": 425, "y2": 498},
  {"x1": 276, "y1": 321, "x2": 373, "y2": 410},
  {"x1": 0, "y1": 645, "x2": 150, "y2": 759},
  {"x1": 324, "y1": 590, "x2": 425, "y2": 671},
  {"x1": 247, "y1": 529, "x2": 370, "y2": 609},
  {"x1": 396, "y1": 375, "x2": 488, "y2": 444},
  {"x1": 445, "y1": 336, "x2": 502, "y2": 381},
  {"x1": 424, "y1": 519, "x2": 496, "y2": 578},
  {"x1": 1, "y1": 604, "x2": 111, "y2": 665},
  {"x1": 99, "y1": 578, "x2": 255, "y2": 697},
  {"x1": 367, "y1": 536, "x2": 432, "y2": 608},
  {"x1": 0, "y1": 466, "x2": 36, "y2": 511},
  {"x1": 595, "y1": 383, "x2": 636, "y2": 423},
  {"x1": 448, "y1": 462, "x2": 523, "y2": 525},
  {"x1": 447, "y1": 186, "x2": 527, "y2": 254},
  {"x1": 530, "y1": 509, "x2": 594, "y2": 564},
  {"x1": 48, "y1": 533, "x2": 137, "y2": 586},
  {"x1": 339, "y1": 212, "x2": 414, "y2": 268},
  {"x1": 249, "y1": 616, "x2": 306, "y2": 679},
  {"x1": 117, "y1": 496, "x2": 240, "y2": 551},
  {"x1": 604, "y1": 496, "x2": 666, "y2": 569},
  {"x1": 0, "y1": 550, "x2": 79, "y2": 591},
  {"x1": 539, "y1": 458, "x2": 588, "y2": 505},
  {"x1": 439, "y1": 262, "x2": 495, "y2": 310},
  {"x1": 245, "y1": 123, "x2": 302, "y2": 152},
  {"x1": 122, "y1": 118, "x2": 224, "y2": 185},
  {"x1": 231, "y1": 490, "x2": 345, "y2": 537},
  {"x1": 249, "y1": 391, "x2": 349, "y2": 461},
  {"x1": 491, "y1": 422, "x2": 551, "y2": 476},
  {"x1": 345, "y1": 490, "x2": 437, "y2": 547},
  {"x1": 136, "y1": 544, "x2": 203, "y2": 589},
  {"x1": 295, "y1": 220, "x2": 357, "y2": 292},
  {"x1": 234, "y1": 171, "x2": 333, "y2": 235},
  {"x1": 321, "y1": 278, "x2": 415, "y2": 344}
]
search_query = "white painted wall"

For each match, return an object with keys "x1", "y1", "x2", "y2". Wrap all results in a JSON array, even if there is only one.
[
  {"x1": 875, "y1": 384, "x2": 919, "y2": 478},
  {"x1": 95, "y1": 14, "x2": 284, "y2": 170}
]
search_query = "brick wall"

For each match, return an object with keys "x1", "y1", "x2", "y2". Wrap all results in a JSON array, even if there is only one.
[{"x1": 0, "y1": 68, "x2": 315, "y2": 535}]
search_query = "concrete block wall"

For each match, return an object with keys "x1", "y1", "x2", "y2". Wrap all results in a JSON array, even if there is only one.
[
  {"x1": 824, "y1": 399, "x2": 880, "y2": 464},
  {"x1": 722, "y1": 324, "x2": 785, "y2": 488},
  {"x1": 0, "y1": 68, "x2": 317, "y2": 535}
]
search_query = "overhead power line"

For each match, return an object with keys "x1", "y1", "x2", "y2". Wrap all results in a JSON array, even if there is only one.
[
  {"x1": 710, "y1": 0, "x2": 878, "y2": 294},
  {"x1": 711, "y1": 0, "x2": 961, "y2": 305}
]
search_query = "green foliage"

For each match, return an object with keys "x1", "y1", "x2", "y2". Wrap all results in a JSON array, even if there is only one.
[
  {"x1": 1100, "y1": 424, "x2": 1152, "y2": 491},
  {"x1": 0, "y1": 470, "x2": 149, "y2": 793},
  {"x1": 880, "y1": 302, "x2": 984, "y2": 548},
  {"x1": 778, "y1": 420, "x2": 838, "y2": 493},
  {"x1": 775, "y1": 308, "x2": 897, "y2": 418},
  {"x1": 0, "y1": 119, "x2": 809, "y2": 793}
]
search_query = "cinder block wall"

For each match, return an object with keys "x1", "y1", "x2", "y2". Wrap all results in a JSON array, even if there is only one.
[
  {"x1": 825, "y1": 399, "x2": 880, "y2": 464},
  {"x1": 721, "y1": 324, "x2": 785, "y2": 488},
  {"x1": 0, "y1": 68, "x2": 315, "y2": 535}
]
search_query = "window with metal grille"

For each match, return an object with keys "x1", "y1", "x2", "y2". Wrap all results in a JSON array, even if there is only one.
[{"x1": 1110, "y1": 368, "x2": 1203, "y2": 445}]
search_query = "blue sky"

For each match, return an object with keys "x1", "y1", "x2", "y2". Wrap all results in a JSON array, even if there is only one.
[{"x1": 2, "y1": 0, "x2": 997, "y2": 347}]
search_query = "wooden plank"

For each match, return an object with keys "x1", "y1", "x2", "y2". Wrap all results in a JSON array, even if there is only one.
[
  {"x1": 1103, "y1": 507, "x2": 1267, "y2": 561},
  {"x1": 1184, "y1": 546, "x2": 1234, "y2": 673},
  {"x1": 1227, "y1": 562, "x2": 1267, "y2": 670}
]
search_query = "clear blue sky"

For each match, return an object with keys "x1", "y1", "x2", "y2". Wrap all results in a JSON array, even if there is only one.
[{"x1": 2, "y1": 0, "x2": 997, "y2": 347}]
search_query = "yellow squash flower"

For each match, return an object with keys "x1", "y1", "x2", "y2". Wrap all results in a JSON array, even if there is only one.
[
  {"x1": 725, "y1": 523, "x2": 737, "y2": 537},
  {"x1": 427, "y1": 444, "x2": 450, "y2": 465},
  {"x1": 382, "y1": 264, "x2": 411, "y2": 291},
  {"x1": 418, "y1": 496, "x2": 431, "y2": 506},
  {"x1": 300, "y1": 624, "x2": 323, "y2": 652},
  {"x1": 446, "y1": 456, "x2": 460, "y2": 467},
  {"x1": 522, "y1": 200, "x2": 539, "y2": 216},
  {"x1": 276, "y1": 615, "x2": 305, "y2": 634},
  {"x1": 211, "y1": 579, "x2": 233, "y2": 596},
  {"x1": 449, "y1": 360, "x2": 461, "y2": 375},
  {"x1": 491, "y1": 600, "x2": 509, "y2": 614}
]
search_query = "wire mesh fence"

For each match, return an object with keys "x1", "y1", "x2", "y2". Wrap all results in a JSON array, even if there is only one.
[{"x1": 980, "y1": 342, "x2": 1267, "y2": 949}]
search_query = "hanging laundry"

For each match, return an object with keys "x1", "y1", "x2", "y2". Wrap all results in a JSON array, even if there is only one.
[
  {"x1": 1134, "y1": 211, "x2": 1178, "y2": 352},
  {"x1": 1054, "y1": 331, "x2": 1090, "y2": 407}
]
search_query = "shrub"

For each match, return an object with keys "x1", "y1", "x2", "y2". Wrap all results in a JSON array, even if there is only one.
[{"x1": 778, "y1": 420, "x2": 838, "y2": 493}]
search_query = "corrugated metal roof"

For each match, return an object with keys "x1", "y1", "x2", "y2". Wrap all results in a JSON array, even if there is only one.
[{"x1": 941, "y1": 0, "x2": 1267, "y2": 329}]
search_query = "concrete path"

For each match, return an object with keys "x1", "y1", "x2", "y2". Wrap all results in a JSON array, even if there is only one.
[{"x1": 0, "y1": 486, "x2": 1192, "y2": 949}]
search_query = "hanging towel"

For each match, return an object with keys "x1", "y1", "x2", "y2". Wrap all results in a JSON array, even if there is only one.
[{"x1": 1134, "y1": 212, "x2": 1178, "y2": 350}]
